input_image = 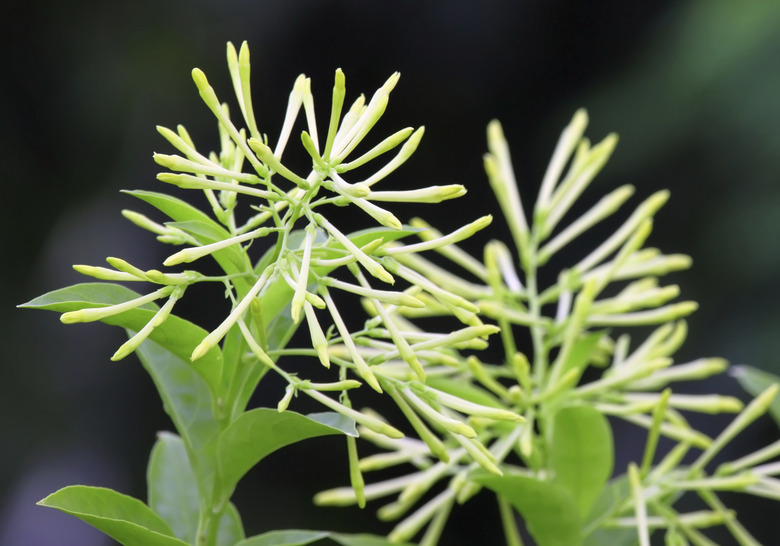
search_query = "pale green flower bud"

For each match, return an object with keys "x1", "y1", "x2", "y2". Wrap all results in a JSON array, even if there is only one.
[
  {"x1": 332, "y1": 72, "x2": 400, "y2": 162},
  {"x1": 717, "y1": 439, "x2": 780, "y2": 476},
  {"x1": 625, "y1": 393, "x2": 743, "y2": 415},
  {"x1": 300, "y1": 131, "x2": 327, "y2": 169},
  {"x1": 485, "y1": 120, "x2": 529, "y2": 259},
  {"x1": 403, "y1": 388, "x2": 476, "y2": 438},
  {"x1": 314, "y1": 473, "x2": 417, "y2": 506},
  {"x1": 60, "y1": 286, "x2": 173, "y2": 324},
  {"x1": 347, "y1": 435, "x2": 366, "y2": 508},
  {"x1": 386, "y1": 386, "x2": 449, "y2": 463},
  {"x1": 322, "y1": 69, "x2": 346, "y2": 161},
  {"x1": 671, "y1": 473, "x2": 760, "y2": 491},
  {"x1": 382, "y1": 216, "x2": 492, "y2": 257},
  {"x1": 316, "y1": 214, "x2": 394, "y2": 284},
  {"x1": 539, "y1": 184, "x2": 635, "y2": 265},
  {"x1": 164, "y1": 226, "x2": 273, "y2": 266},
  {"x1": 299, "y1": 380, "x2": 362, "y2": 392},
  {"x1": 386, "y1": 490, "x2": 453, "y2": 542},
  {"x1": 305, "y1": 389, "x2": 403, "y2": 439},
  {"x1": 587, "y1": 301, "x2": 698, "y2": 327},
  {"x1": 277, "y1": 385, "x2": 295, "y2": 412},
  {"x1": 320, "y1": 287, "x2": 382, "y2": 392},
  {"x1": 336, "y1": 127, "x2": 414, "y2": 172},
  {"x1": 453, "y1": 434, "x2": 502, "y2": 476},
  {"x1": 361, "y1": 126, "x2": 425, "y2": 187},
  {"x1": 274, "y1": 74, "x2": 307, "y2": 158},
  {"x1": 332, "y1": 94, "x2": 366, "y2": 154},
  {"x1": 428, "y1": 386, "x2": 523, "y2": 422},
  {"x1": 192, "y1": 266, "x2": 273, "y2": 361},
  {"x1": 367, "y1": 184, "x2": 467, "y2": 204},
  {"x1": 536, "y1": 109, "x2": 589, "y2": 210},
  {"x1": 303, "y1": 301, "x2": 330, "y2": 368},
  {"x1": 575, "y1": 190, "x2": 669, "y2": 273},
  {"x1": 72, "y1": 265, "x2": 140, "y2": 282},
  {"x1": 629, "y1": 358, "x2": 728, "y2": 390},
  {"x1": 248, "y1": 138, "x2": 310, "y2": 189},
  {"x1": 691, "y1": 384, "x2": 779, "y2": 474},
  {"x1": 291, "y1": 225, "x2": 316, "y2": 323},
  {"x1": 542, "y1": 133, "x2": 619, "y2": 238}
]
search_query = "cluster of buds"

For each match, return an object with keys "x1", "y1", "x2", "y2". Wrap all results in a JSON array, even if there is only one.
[
  {"x1": 312, "y1": 110, "x2": 778, "y2": 545},
  {"x1": 56, "y1": 42, "x2": 526, "y2": 485}
]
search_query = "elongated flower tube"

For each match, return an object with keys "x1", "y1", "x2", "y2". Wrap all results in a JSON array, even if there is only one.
[
  {"x1": 60, "y1": 286, "x2": 174, "y2": 324},
  {"x1": 191, "y1": 265, "x2": 274, "y2": 361}
]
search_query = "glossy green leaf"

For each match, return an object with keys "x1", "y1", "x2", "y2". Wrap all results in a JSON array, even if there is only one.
[
  {"x1": 235, "y1": 531, "x2": 413, "y2": 546},
  {"x1": 551, "y1": 405, "x2": 614, "y2": 518},
  {"x1": 236, "y1": 530, "x2": 330, "y2": 546},
  {"x1": 38, "y1": 485, "x2": 188, "y2": 546},
  {"x1": 329, "y1": 534, "x2": 415, "y2": 546},
  {"x1": 124, "y1": 190, "x2": 253, "y2": 295},
  {"x1": 217, "y1": 502, "x2": 245, "y2": 546},
  {"x1": 135, "y1": 335, "x2": 220, "y2": 497},
  {"x1": 142, "y1": 360, "x2": 244, "y2": 546},
  {"x1": 732, "y1": 365, "x2": 780, "y2": 426},
  {"x1": 20, "y1": 283, "x2": 223, "y2": 396},
  {"x1": 215, "y1": 409, "x2": 357, "y2": 504},
  {"x1": 582, "y1": 476, "x2": 637, "y2": 546},
  {"x1": 221, "y1": 323, "x2": 268, "y2": 420},
  {"x1": 560, "y1": 331, "x2": 606, "y2": 379},
  {"x1": 475, "y1": 471, "x2": 583, "y2": 546},
  {"x1": 147, "y1": 432, "x2": 199, "y2": 543}
]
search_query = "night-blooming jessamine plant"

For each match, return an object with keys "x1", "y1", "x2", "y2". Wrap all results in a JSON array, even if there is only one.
[
  {"x1": 21, "y1": 41, "x2": 508, "y2": 546},
  {"x1": 315, "y1": 112, "x2": 780, "y2": 546},
  {"x1": 21, "y1": 41, "x2": 780, "y2": 546}
]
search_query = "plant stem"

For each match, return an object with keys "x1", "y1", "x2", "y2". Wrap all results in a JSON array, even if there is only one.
[{"x1": 498, "y1": 494, "x2": 524, "y2": 546}]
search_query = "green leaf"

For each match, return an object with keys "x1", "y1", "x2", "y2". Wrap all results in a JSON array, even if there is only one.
[
  {"x1": 218, "y1": 502, "x2": 245, "y2": 546},
  {"x1": 732, "y1": 365, "x2": 780, "y2": 426},
  {"x1": 135, "y1": 335, "x2": 220, "y2": 499},
  {"x1": 215, "y1": 409, "x2": 356, "y2": 504},
  {"x1": 582, "y1": 476, "x2": 637, "y2": 546},
  {"x1": 148, "y1": 433, "x2": 243, "y2": 545},
  {"x1": 475, "y1": 471, "x2": 583, "y2": 546},
  {"x1": 21, "y1": 283, "x2": 223, "y2": 396},
  {"x1": 38, "y1": 485, "x2": 188, "y2": 546},
  {"x1": 235, "y1": 531, "x2": 414, "y2": 546},
  {"x1": 561, "y1": 331, "x2": 606, "y2": 378},
  {"x1": 236, "y1": 530, "x2": 330, "y2": 546},
  {"x1": 147, "y1": 432, "x2": 200, "y2": 544},
  {"x1": 329, "y1": 534, "x2": 415, "y2": 546},
  {"x1": 550, "y1": 405, "x2": 614, "y2": 518},
  {"x1": 124, "y1": 190, "x2": 253, "y2": 294}
]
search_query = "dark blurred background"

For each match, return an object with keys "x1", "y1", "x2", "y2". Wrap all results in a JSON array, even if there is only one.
[{"x1": 3, "y1": 1, "x2": 780, "y2": 544}]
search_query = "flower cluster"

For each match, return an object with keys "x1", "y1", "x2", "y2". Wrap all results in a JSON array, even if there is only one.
[
  {"x1": 314, "y1": 111, "x2": 778, "y2": 545},
  {"x1": 56, "y1": 42, "x2": 526, "y2": 487}
]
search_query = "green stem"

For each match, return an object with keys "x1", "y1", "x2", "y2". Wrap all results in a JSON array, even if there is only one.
[{"x1": 498, "y1": 494, "x2": 524, "y2": 546}]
